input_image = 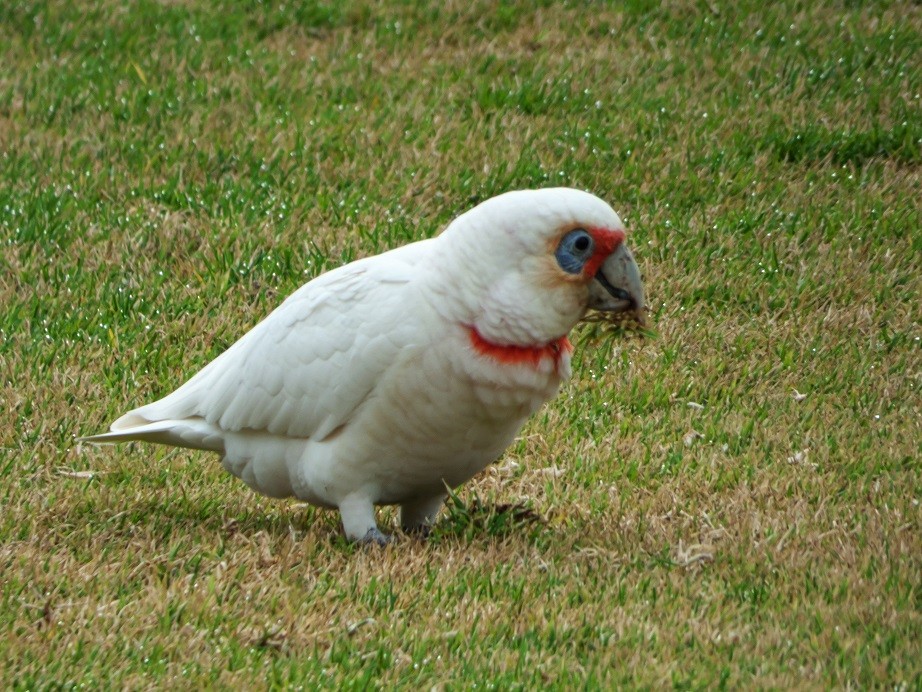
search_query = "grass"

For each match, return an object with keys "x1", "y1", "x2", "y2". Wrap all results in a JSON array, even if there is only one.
[{"x1": 2, "y1": 0, "x2": 920, "y2": 687}]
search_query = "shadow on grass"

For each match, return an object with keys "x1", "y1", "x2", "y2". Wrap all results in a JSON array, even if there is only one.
[
  {"x1": 59, "y1": 445, "x2": 557, "y2": 548},
  {"x1": 427, "y1": 488, "x2": 547, "y2": 545},
  {"x1": 52, "y1": 481, "x2": 550, "y2": 550},
  {"x1": 51, "y1": 490, "x2": 327, "y2": 543}
]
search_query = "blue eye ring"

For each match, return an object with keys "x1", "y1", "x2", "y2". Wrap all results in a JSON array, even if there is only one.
[{"x1": 555, "y1": 229, "x2": 595, "y2": 274}]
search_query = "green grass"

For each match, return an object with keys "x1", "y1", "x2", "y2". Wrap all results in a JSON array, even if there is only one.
[{"x1": 2, "y1": 0, "x2": 920, "y2": 687}]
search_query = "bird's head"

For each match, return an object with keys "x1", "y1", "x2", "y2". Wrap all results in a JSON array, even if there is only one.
[{"x1": 434, "y1": 188, "x2": 646, "y2": 348}]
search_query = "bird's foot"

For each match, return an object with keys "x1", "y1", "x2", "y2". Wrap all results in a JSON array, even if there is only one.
[
  {"x1": 340, "y1": 494, "x2": 392, "y2": 545},
  {"x1": 359, "y1": 527, "x2": 394, "y2": 546},
  {"x1": 402, "y1": 524, "x2": 432, "y2": 540},
  {"x1": 399, "y1": 494, "x2": 445, "y2": 540}
]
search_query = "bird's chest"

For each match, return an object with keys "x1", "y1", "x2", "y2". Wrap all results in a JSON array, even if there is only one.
[
  {"x1": 346, "y1": 341, "x2": 568, "y2": 495},
  {"x1": 423, "y1": 333, "x2": 570, "y2": 424}
]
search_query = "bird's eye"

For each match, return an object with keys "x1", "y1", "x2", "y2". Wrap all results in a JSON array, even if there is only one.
[{"x1": 555, "y1": 229, "x2": 595, "y2": 274}]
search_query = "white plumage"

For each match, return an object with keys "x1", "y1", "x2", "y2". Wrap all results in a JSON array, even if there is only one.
[{"x1": 82, "y1": 188, "x2": 646, "y2": 543}]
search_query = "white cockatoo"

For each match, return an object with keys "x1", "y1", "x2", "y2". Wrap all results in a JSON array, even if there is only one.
[{"x1": 82, "y1": 188, "x2": 646, "y2": 544}]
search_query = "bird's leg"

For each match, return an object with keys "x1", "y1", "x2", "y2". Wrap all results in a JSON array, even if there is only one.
[
  {"x1": 339, "y1": 493, "x2": 392, "y2": 545},
  {"x1": 400, "y1": 493, "x2": 447, "y2": 537}
]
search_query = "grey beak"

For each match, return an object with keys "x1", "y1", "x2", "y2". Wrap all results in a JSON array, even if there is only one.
[{"x1": 587, "y1": 243, "x2": 647, "y2": 323}]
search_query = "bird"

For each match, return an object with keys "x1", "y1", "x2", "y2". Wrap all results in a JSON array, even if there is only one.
[{"x1": 81, "y1": 188, "x2": 646, "y2": 544}]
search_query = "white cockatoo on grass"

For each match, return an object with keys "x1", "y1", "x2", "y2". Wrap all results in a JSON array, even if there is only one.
[{"x1": 82, "y1": 188, "x2": 646, "y2": 544}]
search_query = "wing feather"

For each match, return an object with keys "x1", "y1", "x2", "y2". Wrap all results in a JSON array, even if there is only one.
[{"x1": 112, "y1": 240, "x2": 436, "y2": 440}]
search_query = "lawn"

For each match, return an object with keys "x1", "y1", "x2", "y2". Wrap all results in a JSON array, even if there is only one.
[{"x1": 1, "y1": 0, "x2": 920, "y2": 687}]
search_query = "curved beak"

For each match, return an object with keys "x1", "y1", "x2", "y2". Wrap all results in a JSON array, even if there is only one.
[{"x1": 587, "y1": 243, "x2": 647, "y2": 325}]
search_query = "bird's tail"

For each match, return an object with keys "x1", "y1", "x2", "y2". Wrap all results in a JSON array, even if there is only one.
[
  {"x1": 81, "y1": 418, "x2": 304, "y2": 499},
  {"x1": 79, "y1": 417, "x2": 226, "y2": 453}
]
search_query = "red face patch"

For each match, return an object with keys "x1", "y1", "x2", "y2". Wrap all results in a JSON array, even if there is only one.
[{"x1": 581, "y1": 227, "x2": 625, "y2": 277}]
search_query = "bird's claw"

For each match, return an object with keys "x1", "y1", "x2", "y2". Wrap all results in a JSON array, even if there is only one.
[{"x1": 359, "y1": 527, "x2": 393, "y2": 546}]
